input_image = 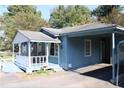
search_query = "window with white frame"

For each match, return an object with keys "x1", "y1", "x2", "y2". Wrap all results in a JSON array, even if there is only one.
[
  {"x1": 84, "y1": 39, "x2": 92, "y2": 56},
  {"x1": 50, "y1": 43, "x2": 58, "y2": 56}
]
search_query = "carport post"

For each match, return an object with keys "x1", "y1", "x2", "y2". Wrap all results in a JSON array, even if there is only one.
[{"x1": 112, "y1": 33, "x2": 116, "y2": 83}]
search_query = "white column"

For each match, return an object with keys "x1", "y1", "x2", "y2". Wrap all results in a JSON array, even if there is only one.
[
  {"x1": 18, "y1": 43, "x2": 21, "y2": 55},
  {"x1": 57, "y1": 43, "x2": 60, "y2": 66},
  {"x1": 28, "y1": 42, "x2": 31, "y2": 68},
  {"x1": 112, "y1": 33, "x2": 115, "y2": 82},
  {"x1": 12, "y1": 43, "x2": 15, "y2": 63},
  {"x1": 46, "y1": 43, "x2": 49, "y2": 65}
]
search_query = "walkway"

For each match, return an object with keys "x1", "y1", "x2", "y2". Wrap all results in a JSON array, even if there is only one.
[{"x1": 0, "y1": 62, "x2": 23, "y2": 72}]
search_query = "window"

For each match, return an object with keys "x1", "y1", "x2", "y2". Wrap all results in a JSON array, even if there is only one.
[
  {"x1": 50, "y1": 43, "x2": 58, "y2": 56},
  {"x1": 84, "y1": 39, "x2": 92, "y2": 56}
]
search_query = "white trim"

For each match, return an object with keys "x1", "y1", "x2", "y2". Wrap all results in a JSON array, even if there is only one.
[
  {"x1": 116, "y1": 26, "x2": 124, "y2": 31},
  {"x1": 46, "y1": 43, "x2": 49, "y2": 65},
  {"x1": 57, "y1": 44, "x2": 60, "y2": 66},
  {"x1": 19, "y1": 43, "x2": 21, "y2": 55},
  {"x1": 28, "y1": 42, "x2": 31, "y2": 68},
  {"x1": 84, "y1": 39, "x2": 92, "y2": 57},
  {"x1": 30, "y1": 40, "x2": 61, "y2": 43}
]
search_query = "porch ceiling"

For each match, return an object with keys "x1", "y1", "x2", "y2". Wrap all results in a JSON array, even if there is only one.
[{"x1": 13, "y1": 30, "x2": 61, "y2": 43}]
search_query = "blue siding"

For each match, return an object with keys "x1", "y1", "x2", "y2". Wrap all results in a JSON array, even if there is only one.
[
  {"x1": 59, "y1": 36, "x2": 68, "y2": 69},
  {"x1": 58, "y1": 36, "x2": 101, "y2": 70},
  {"x1": 65, "y1": 37, "x2": 101, "y2": 69},
  {"x1": 45, "y1": 32, "x2": 124, "y2": 70}
]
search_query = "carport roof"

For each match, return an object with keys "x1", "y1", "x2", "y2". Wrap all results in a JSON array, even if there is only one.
[{"x1": 41, "y1": 23, "x2": 124, "y2": 37}]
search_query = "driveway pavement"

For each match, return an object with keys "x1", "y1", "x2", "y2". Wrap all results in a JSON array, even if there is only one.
[{"x1": 0, "y1": 63, "x2": 118, "y2": 88}]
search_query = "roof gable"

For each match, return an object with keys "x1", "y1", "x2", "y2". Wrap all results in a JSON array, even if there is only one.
[{"x1": 13, "y1": 30, "x2": 61, "y2": 43}]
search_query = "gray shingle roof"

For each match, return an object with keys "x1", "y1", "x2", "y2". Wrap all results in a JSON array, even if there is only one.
[
  {"x1": 41, "y1": 27, "x2": 62, "y2": 36},
  {"x1": 41, "y1": 23, "x2": 116, "y2": 36},
  {"x1": 18, "y1": 30, "x2": 61, "y2": 43}
]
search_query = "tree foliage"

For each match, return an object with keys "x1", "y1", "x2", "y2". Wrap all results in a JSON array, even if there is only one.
[
  {"x1": 49, "y1": 5, "x2": 91, "y2": 28},
  {"x1": 3, "y1": 5, "x2": 48, "y2": 50},
  {"x1": 0, "y1": 16, "x2": 5, "y2": 51},
  {"x1": 92, "y1": 5, "x2": 120, "y2": 17},
  {"x1": 92, "y1": 5, "x2": 124, "y2": 25}
]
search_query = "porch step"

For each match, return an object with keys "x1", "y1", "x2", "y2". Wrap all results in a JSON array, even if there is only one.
[{"x1": 48, "y1": 63, "x2": 63, "y2": 72}]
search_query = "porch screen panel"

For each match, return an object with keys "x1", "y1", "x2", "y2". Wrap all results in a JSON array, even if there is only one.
[
  {"x1": 31, "y1": 42, "x2": 46, "y2": 56},
  {"x1": 41, "y1": 43, "x2": 46, "y2": 56},
  {"x1": 84, "y1": 39, "x2": 92, "y2": 56},
  {"x1": 21, "y1": 42, "x2": 28, "y2": 56},
  {"x1": 31, "y1": 42, "x2": 37, "y2": 56},
  {"x1": 14, "y1": 44, "x2": 19, "y2": 54}
]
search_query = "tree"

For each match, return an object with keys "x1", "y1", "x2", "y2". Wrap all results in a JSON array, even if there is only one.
[
  {"x1": 49, "y1": 5, "x2": 91, "y2": 28},
  {"x1": 3, "y1": 5, "x2": 48, "y2": 50},
  {"x1": 92, "y1": 5, "x2": 123, "y2": 23},
  {"x1": 0, "y1": 16, "x2": 5, "y2": 51}
]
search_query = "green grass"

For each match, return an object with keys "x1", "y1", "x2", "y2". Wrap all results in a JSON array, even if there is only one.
[{"x1": 33, "y1": 69, "x2": 55, "y2": 76}]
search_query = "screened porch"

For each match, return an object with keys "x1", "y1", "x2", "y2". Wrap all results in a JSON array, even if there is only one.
[{"x1": 12, "y1": 30, "x2": 61, "y2": 73}]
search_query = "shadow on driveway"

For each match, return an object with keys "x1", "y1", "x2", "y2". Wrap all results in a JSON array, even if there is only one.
[
  {"x1": 70, "y1": 64, "x2": 124, "y2": 88},
  {"x1": 81, "y1": 66, "x2": 112, "y2": 81}
]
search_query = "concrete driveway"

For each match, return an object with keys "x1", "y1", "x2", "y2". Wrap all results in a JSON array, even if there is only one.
[{"x1": 0, "y1": 63, "x2": 118, "y2": 88}]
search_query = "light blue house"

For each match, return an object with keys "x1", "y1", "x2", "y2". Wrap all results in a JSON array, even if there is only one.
[{"x1": 13, "y1": 23, "x2": 124, "y2": 82}]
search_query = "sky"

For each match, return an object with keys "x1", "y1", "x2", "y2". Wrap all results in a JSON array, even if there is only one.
[{"x1": 0, "y1": 5, "x2": 97, "y2": 20}]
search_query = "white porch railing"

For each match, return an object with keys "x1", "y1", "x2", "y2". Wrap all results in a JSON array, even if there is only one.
[{"x1": 31, "y1": 56, "x2": 47, "y2": 67}]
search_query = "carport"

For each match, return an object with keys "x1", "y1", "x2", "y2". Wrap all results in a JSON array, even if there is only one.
[{"x1": 60, "y1": 24, "x2": 124, "y2": 83}]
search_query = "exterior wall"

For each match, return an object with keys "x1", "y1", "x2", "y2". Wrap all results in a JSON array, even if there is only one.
[
  {"x1": 59, "y1": 36, "x2": 101, "y2": 70},
  {"x1": 13, "y1": 32, "x2": 29, "y2": 43},
  {"x1": 66, "y1": 37, "x2": 100, "y2": 69},
  {"x1": 15, "y1": 55, "x2": 29, "y2": 70},
  {"x1": 59, "y1": 36, "x2": 68, "y2": 69}
]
